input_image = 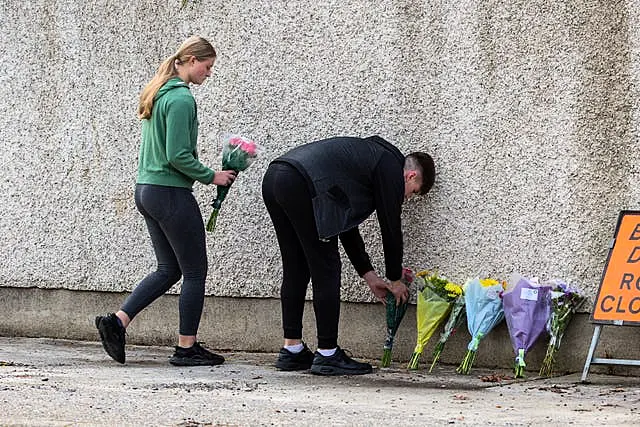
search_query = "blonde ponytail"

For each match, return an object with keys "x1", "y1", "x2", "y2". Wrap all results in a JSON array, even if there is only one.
[{"x1": 137, "y1": 36, "x2": 216, "y2": 120}]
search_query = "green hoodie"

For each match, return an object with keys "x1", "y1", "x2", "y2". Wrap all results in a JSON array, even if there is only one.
[{"x1": 137, "y1": 77, "x2": 214, "y2": 188}]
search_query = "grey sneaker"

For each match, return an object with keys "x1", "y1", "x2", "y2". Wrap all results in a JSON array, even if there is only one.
[
  {"x1": 169, "y1": 342, "x2": 225, "y2": 366},
  {"x1": 310, "y1": 347, "x2": 373, "y2": 376},
  {"x1": 95, "y1": 313, "x2": 126, "y2": 364},
  {"x1": 275, "y1": 343, "x2": 314, "y2": 371}
]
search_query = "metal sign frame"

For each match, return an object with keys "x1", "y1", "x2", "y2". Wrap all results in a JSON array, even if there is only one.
[{"x1": 582, "y1": 210, "x2": 640, "y2": 382}]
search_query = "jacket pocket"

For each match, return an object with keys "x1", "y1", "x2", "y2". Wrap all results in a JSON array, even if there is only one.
[{"x1": 312, "y1": 186, "x2": 351, "y2": 240}]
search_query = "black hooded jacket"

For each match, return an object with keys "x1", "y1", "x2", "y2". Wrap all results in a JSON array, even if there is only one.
[{"x1": 273, "y1": 135, "x2": 405, "y2": 281}]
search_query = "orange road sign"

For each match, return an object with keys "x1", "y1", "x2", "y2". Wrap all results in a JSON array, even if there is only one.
[{"x1": 592, "y1": 210, "x2": 640, "y2": 325}]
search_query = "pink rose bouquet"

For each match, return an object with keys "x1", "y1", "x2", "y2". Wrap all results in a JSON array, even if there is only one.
[{"x1": 206, "y1": 134, "x2": 261, "y2": 233}]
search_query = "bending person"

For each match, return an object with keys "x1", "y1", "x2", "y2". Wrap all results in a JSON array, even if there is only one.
[{"x1": 262, "y1": 135, "x2": 435, "y2": 375}]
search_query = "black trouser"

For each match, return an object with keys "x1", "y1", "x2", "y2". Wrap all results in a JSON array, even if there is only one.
[
  {"x1": 262, "y1": 163, "x2": 341, "y2": 349},
  {"x1": 121, "y1": 184, "x2": 208, "y2": 336}
]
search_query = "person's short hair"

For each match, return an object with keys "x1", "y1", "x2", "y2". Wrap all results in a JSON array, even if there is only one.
[{"x1": 405, "y1": 152, "x2": 435, "y2": 195}]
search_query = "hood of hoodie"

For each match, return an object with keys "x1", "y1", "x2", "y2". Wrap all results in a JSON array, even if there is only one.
[{"x1": 154, "y1": 77, "x2": 190, "y2": 101}]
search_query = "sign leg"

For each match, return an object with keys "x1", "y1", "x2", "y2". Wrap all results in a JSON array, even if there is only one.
[{"x1": 581, "y1": 324, "x2": 602, "y2": 382}]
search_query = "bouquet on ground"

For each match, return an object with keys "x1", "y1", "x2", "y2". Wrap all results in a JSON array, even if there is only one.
[
  {"x1": 501, "y1": 275, "x2": 551, "y2": 378},
  {"x1": 407, "y1": 270, "x2": 462, "y2": 370},
  {"x1": 429, "y1": 291, "x2": 466, "y2": 372},
  {"x1": 206, "y1": 134, "x2": 261, "y2": 233},
  {"x1": 456, "y1": 278, "x2": 505, "y2": 375},
  {"x1": 539, "y1": 279, "x2": 586, "y2": 377},
  {"x1": 380, "y1": 268, "x2": 413, "y2": 368}
]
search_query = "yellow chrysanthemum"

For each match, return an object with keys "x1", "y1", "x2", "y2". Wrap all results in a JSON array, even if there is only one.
[
  {"x1": 479, "y1": 278, "x2": 499, "y2": 287},
  {"x1": 445, "y1": 282, "x2": 463, "y2": 296},
  {"x1": 416, "y1": 270, "x2": 429, "y2": 278}
]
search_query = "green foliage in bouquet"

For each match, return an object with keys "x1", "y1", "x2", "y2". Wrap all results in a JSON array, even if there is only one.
[
  {"x1": 429, "y1": 294, "x2": 466, "y2": 372},
  {"x1": 539, "y1": 280, "x2": 585, "y2": 377},
  {"x1": 381, "y1": 292, "x2": 409, "y2": 367},
  {"x1": 206, "y1": 135, "x2": 260, "y2": 233},
  {"x1": 380, "y1": 268, "x2": 413, "y2": 368}
]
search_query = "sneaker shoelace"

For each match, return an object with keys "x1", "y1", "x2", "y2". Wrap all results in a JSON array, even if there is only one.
[
  {"x1": 191, "y1": 342, "x2": 215, "y2": 357},
  {"x1": 335, "y1": 347, "x2": 354, "y2": 361},
  {"x1": 337, "y1": 348, "x2": 368, "y2": 365}
]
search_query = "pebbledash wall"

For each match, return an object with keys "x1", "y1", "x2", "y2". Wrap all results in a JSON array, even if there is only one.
[{"x1": 1, "y1": 0, "x2": 640, "y2": 372}]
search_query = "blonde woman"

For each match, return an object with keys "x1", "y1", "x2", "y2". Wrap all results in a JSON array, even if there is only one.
[{"x1": 95, "y1": 36, "x2": 237, "y2": 366}]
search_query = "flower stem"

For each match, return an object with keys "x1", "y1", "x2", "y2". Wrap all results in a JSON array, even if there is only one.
[
  {"x1": 429, "y1": 342, "x2": 445, "y2": 373},
  {"x1": 514, "y1": 349, "x2": 526, "y2": 378},
  {"x1": 407, "y1": 351, "x2": 422, "y2": 370},
  {"x1": 381, "y1": 348, "x2": 392, "y2": 368},
  {"x1": 539, "y1": 346, "x2": 557, "y2": 377},
  {"x1": 456, "y1": 350, "x2": 477, "y2": 375},
  {"x1": 205, "y1": 208, "x2": 219, "y2": 233}
]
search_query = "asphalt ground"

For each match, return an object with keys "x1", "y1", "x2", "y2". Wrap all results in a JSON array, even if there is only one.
[{"x1": 0, "y1": 337, "x2": 638, "y2": 426}]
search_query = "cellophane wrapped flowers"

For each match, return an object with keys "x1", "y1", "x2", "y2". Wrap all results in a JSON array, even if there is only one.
[
  {"x1": 456, "y1": 278, "x2": 505, "y2": 375},
  {"x1": 407, "y1": 270, "x2": 462, "y2": 370},
  {"x1": 380, "y1": 268, "x2": 413, "y2": 368},
  {"x1": 539, "y1": 279, "x2": 586, "y2": 377},
  {"x1": 206, "y1": 134, "x2": 261, "y2": 233},
  {"x1": 501, "y1": 276, "x2": 551, "y2": 378},
  {"x1": 429, "y1": 292, "x2": 466, "y2": 372}
]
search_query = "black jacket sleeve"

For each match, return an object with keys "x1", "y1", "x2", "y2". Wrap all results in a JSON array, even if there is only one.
[
  {"x1": 339, "y1": 227, "x2": 374, "y2": 276},
  {"x1": 372, "y1": 152, "x2": 405, "y2": 282}
]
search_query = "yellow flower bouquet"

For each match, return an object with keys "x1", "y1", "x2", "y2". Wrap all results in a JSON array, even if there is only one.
[{"x1": 407, "y1": 270, "x2": 463, "y2": 370}]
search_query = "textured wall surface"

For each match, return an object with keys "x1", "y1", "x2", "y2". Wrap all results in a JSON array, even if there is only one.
[{"x1": 1, "y1": 1, "x2": 639, "y2": 305}]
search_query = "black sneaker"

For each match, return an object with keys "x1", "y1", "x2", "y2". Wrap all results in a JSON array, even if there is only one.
[
  {"x1": 310, "y1": 347, "x2": 373, "y2": 376},
  {"x1": 169, "y1": 342, "x2": 225, "y2": 366},
  {"x1": 275, "y1": 343, "x2": 314, "y2": 371},
  {"x1": 95, "y1": 313, "x2": 126, "y2": 364}
]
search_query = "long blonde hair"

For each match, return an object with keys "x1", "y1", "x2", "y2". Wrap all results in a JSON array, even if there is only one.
[{"x1": 137, "y1": 35, "x2": 216, "y2": 119}]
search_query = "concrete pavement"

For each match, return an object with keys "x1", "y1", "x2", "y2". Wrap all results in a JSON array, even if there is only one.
[{"x1": 0, "y1": 337, "x2": 638, "y2": 426}]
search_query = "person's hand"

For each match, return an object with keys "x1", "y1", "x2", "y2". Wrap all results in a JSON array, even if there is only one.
[
  {"x1": 386, "y1": 279, "x2": 409, "y2": 306},
  {"x1": 213, "y1": 170, "x2": 237, "y2": 186},
  {"x1": 362, "y1": 271, "x2": 388, "y2": 305}
]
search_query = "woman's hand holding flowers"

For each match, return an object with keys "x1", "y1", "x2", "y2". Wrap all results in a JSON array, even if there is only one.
[{"x1": 212, "y1": 170, "x2": 237, "y2": 186}]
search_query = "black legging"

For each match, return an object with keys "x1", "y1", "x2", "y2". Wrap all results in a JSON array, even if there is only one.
[
  {"x1": 121, "y1": 184, "x2": 207, "y2": 336},
  {"x1": 262, "y1": 162, "x2": 341, "y2": 349}
]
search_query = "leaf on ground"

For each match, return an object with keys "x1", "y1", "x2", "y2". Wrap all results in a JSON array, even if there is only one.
[
  {"x1": 538, "y1": 385, "x2": 571, "y2": 393},
  {"x1": 479, "y1": 374, "x2": 513, "y2": 382}
]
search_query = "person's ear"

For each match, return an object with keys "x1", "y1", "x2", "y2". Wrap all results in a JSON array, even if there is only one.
[{"x1": 405, "y1": 170, "x2": 417, "y2": 182}]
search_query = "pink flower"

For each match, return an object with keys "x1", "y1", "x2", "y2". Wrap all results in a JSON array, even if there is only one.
[
  {"x1": 241, "y1": 141, "x2": 257, "y2": 156},
  {"x1": 402, "y1": 267, "x2": 414, "y2": 284},
  {"x1": 228, "y1": 137, "x2": 243, "y2": 146}
]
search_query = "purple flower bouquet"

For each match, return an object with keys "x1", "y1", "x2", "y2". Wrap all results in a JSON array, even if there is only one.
[{"x1": 502, "y1": 276, "x2": 551, "y2": 378}]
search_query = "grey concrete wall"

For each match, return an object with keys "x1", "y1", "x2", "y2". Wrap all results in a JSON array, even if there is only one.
[{"x1": 1, "y1": 2, "x2": 639, "y2": 305}]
